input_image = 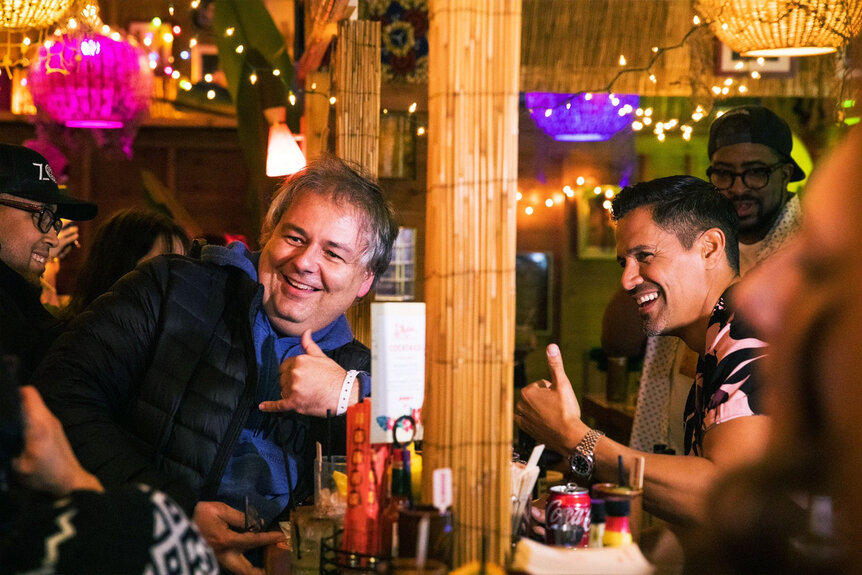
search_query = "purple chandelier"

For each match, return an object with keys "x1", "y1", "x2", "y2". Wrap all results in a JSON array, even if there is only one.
[{"x1": 526, "y1": 92, "x2": 639, "y2": 142}]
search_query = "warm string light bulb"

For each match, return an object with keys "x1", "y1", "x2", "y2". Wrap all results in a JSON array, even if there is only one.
[{"x1": 517, "y1": 181, "x2": 621, "y2": 216}]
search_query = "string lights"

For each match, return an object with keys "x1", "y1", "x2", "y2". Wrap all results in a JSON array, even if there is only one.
[
  {"x1": 517, "y1": 179, "x2": 622, "y2": 218},
  {"x1": 524, "y1": 12, "x2": 811, "y2": 145}
]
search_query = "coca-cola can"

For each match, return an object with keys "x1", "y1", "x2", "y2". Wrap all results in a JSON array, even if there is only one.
[{"x1": 545, "y1": 483, "x2": 591, "y2": 547}]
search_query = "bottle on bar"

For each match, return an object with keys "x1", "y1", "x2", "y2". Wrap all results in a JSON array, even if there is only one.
[
  {"x1": 602, "y1": 499, "x2": 632, "y2": 547},
  {"x1": 380, "y1": 449, "x2": 411, "y2": 557}
]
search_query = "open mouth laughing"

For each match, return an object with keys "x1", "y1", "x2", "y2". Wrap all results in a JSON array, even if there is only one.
[
  {"x1": 631, "y1": 287, "x2": 662, "y2": 316},
  {"x1": 32, "y1": 251, "x2": 48, "y2": 269},
  {"x1": 636, "y1": 291, "x2": 659, "y2": 307},
  {"x1": 733, "y1": 200, "x2": 758, "y2": 219},
  {"x1": 284, "y1": 275, "x2": 321, "y2": 293}
]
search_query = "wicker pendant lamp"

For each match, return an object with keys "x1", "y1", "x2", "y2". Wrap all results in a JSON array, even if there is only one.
[
  {"x1": 0, "y1": 0, "x2": 74, "y2": 69},
  {"x1": 0, "y1": 0, "x2": 72, "y2": 30},
  {"x1": 695, "y1": 0, "x2": 862, "y2": 57}
]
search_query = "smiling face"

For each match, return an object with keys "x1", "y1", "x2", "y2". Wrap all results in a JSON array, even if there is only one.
[
  {"x1": 615, "y1": 206, "x2": 712, "y2": 339},
  {"x1": 0, "y1": 193, "x2": 59, "y2": 284},
  {"x1": 258, "y1": 192, "x2": 374, "y2": 336},
  {"x1": 709, "y1": 142, "x2": 793, "y2": 244}
]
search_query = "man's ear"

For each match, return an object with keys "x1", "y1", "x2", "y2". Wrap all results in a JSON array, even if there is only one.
[
  {"x1": 780, "y1": 162, "x2": 795, "y2": 185},
  {"x1": 700, "y1": 228, "x2": 726, "y2": 269},
  {"x1": 356, "y1": 272, "x2": 375, "y2": 299}
]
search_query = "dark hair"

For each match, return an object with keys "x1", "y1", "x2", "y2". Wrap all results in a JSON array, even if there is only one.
[
  {"x1": 611, "y1": 175, "x2": 740, "y2": 274},
  {"x1": 260, "y1": 154, "x2": 399, "y2": 287},
  {"x1": 67, "y1": 208, "x2": 190, "y2": 316}
]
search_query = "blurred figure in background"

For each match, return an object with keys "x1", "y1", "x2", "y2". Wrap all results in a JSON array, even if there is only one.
[
  {"x1": 64, "y1": 207, "x2": 190, "y2": 317},
  {"x1": 0, "y1": 355, "x2": 216, "y2": 574},
  {"x1": 688, "y1": 126, "x2": 862, "y2": 574}
]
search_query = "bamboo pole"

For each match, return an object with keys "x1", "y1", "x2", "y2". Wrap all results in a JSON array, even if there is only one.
[
  {"x1": 423, "y1": 0, "x2": 521, "y2": 566},
  {"x1": 335, "y1": 20, "x2": 381, "y2": 346}
]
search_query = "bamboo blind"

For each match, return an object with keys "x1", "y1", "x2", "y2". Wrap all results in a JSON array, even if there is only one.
[
  {"x1": 520, "y1": 0, "x2": 837, "y2": 99},
  {"x1": 303, "y1": 70, "x2": 331, "y2": 162},
  {"x1": 423, "y1": 0, "x2": 521, "y2": 567},
  {"x1": 335, "y1": 19, "x2": 381, "y2": 346}
]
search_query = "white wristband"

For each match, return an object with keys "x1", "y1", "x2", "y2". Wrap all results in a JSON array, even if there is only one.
[{"x1": 337, "y1": 370, "x2": 360, "y2": 415}]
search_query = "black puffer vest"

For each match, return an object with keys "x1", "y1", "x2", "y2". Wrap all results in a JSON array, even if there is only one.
[{"x1": 35, "y1": 255, "x2": 369, "y2": 513}]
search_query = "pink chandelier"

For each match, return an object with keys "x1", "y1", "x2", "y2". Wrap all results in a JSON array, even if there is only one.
[{"x1": 27, "y1": 31, "x2": 153, "y2": 129}]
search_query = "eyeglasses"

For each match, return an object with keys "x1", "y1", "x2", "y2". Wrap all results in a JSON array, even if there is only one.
[
  {"x1": 706, "y1": 162, "x2": 785, "y2": 191},
  {"x1": 0, "y1": 198, "x2": 62, "y2": 234}
]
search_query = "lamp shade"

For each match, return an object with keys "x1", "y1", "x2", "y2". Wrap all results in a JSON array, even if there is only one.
[
  {"x1": 0, "y1": 0, "x2": 72, "y2": 31},
  {"x1": 266, "y1": 123, "x2": 306, "y2": 177},
  {"x1": 695, "y1": 0, "x2": 862, "y2": 57},
  {"x1": 27, "y1": 31, "x2": 153, "y2": 129},
  {"x1": 526, "y1": 92, "x2": 639, "y2": 142}
]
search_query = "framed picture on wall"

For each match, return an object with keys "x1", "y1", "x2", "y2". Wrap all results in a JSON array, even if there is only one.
[
  {"x1": 715, "y1": 41, "x2": 793, "y2": 76},
  {"x1": 575, "y1": 187, "x2": 618, "y2": 260},
  {"x1": 191, "y1": 43, "x2": 220, "y2": 83},
  {"x1": 516, "y1": 252, "x2": 553, "y2": 335}
]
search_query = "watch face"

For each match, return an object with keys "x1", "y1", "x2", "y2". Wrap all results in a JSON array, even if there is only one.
[{"x1": 571, "y1": 454, "x2": 591, "y2": 477}]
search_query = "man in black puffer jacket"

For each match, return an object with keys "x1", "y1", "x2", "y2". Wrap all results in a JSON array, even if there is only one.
[{"x1": 33, "y1": 154, "x2": 399, "y2": 575}]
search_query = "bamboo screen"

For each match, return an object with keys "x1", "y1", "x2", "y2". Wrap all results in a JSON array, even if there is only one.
[
  {"x1": 335, "y1": 19, "x2": 381, "y2": 346},
  {"x1": 422, "y1": 0, "x2": 521, "y2": 567},
  {"x1": 520, "y1": 0, "x2": 837, "y2": 99}
]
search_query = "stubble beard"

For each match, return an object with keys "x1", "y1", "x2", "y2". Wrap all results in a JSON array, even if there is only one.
[{"x1": 641, "y1": 313, "x2": 668, "y2": 338}]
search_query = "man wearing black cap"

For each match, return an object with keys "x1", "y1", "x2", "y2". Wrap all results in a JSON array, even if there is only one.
[
  {"x1": 706, "y1": 105, "x2": 803, "y2": 268},
  {"x1": 0, "y1": 143, "x2": 97, "y2": 381}
]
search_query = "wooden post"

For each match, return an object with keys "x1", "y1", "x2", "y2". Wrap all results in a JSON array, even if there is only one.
[
  {"x1": 423, "y1": 0, "x2": 521, "y2": 566},
  {"x1": 335, "y1": 19, "x2": 381, "y2": 346}
]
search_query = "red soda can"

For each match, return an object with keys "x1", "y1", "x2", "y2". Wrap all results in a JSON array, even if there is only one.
[{"x1": 545, "y1": 483, "x2": 591, "y2": 547}]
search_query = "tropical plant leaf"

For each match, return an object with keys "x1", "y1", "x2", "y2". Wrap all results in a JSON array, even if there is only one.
[{"x1": 213, "y1": 0, "x2": 294, "y2": 103}]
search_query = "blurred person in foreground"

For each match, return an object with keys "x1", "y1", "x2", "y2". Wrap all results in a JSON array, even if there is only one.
[
  {"x1": 687, "y1": 125, "x2": 862, "y2": 574},
  {"x1": 33, "y1": 154, "x2": 398, "y2": 575},
  {"x1": 0, "y1": 144, "x2": 96, "y2": 382},
  {"x1": 516, "y1": 176, "x2": 770, "y2": 528},
  {"x1": 64, "y1": 207, "x2": 190, "y2": 318},
  {"x1": 0, "y1": 356, "x2": 216, "y2": 574},
  {"x1": 602, "y1": 106, "x2": 802, "y2": 455}
]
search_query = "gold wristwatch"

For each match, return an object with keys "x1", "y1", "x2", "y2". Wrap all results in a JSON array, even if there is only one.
[{"x1": 569, "y1": 429, "x2": 605, "y2": 483}]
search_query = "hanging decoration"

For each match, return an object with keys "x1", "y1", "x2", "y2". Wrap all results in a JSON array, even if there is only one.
[
  {"x1": 526, "y1": 92, "x2": 639, "y2": 141},
  {"x1": 27, "y1": 31, "x2": 153, "y2": 130},
  {"x1": 360, "y1": 0, "x2": 429, "y2": 83},
  {"x1": 695, "y1": 0, "x2": 862, "y2": 57}
]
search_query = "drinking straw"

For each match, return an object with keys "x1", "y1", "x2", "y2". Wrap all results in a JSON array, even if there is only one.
[
  {"x1": 416, "y1": 514, "x2": 430, "y2": 574},
  {"x1": 315, "y1": 442, "x2": 323, "y2": 508},
  {"x1": 294, "y1": 520, "x2": 302, "y2": 559},
  {"x1": 402, "y1": 447, "x2": 413, "y2": 507},
  {"x1": 326, "y1": 409, "x2": 332, "y2": 462},
  {"x1": 525, "y1": 443, "x2": 544, "y2": 471},
  {"x1": 617, "y1": 455, "x2": 626, "y2": 487}
]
